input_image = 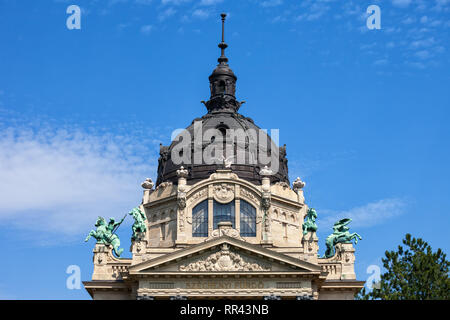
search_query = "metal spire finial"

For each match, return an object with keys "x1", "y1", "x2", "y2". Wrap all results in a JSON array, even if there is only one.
[{"x1": 218, "y1": 13, "x2": 228, "y2": 64}]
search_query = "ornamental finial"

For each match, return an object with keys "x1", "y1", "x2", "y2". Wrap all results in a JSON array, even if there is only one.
[{"x1": 218, "y1": 13, "x2": 228, "y2": 64}]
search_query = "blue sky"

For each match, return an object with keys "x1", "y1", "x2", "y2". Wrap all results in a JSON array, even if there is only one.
[{"x1": 0, "y1": 0, "x2": 449, "y2": 299}]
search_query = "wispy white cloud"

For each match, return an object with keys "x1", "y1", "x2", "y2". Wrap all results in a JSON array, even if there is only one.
[
  {"x1": 199, "y1": 0, "x2": 224, "y2": 6},
  {"x1": 295, "y1": 0, "x2": 333, "y2": 22},
  {"x1": 140, "y1": 24, "x2": 153, "y2": 34},
  {"x1": 260, "y1": 0, "x2": 283, "y2": 8},
  {"x1": 158, "y1": 7, "x2": 176, "y2": 21},
  {"x1": 374, "y1": 58, "x2": 389, "y2": 66},
  {"x1": 318, "y1": 198, "x2": 407, "y2": 230},
  {"x1": 392, "y1": 0, "x2": 412, "y2": 8},
  {"x1": 432, "y1": 0, "x2": 450, "y2": 12},
  {"x1": 192, "y1": 8, "x2": 210, "y2": 19},
  {"x1": 161, "y1": 0, "x2": 191, "y2": 6},
  {"x1": 135, "y1": 0, "x2": 153, "y2": 4},
  {"x1": 415, "y1": 49, "x2": 431, "y2": 59},
  {"x1": 402, "y1": 16, "x2": 416, "y2": 24},
  {"x1": 410, "y1": 36, "x2": 436, "y2": 48},
  {"x1": 0, "y1": 125, "x2": 158, "y2": 241}
]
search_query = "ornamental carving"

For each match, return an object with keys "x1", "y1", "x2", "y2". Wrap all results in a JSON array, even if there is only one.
[
  {"x1": 177, "y1": 192, "x2": 186, "y2": 210},
  {"x1": 176, "y1": 166, "x2": 189, "y2": 178},
  {"x1": 271, "y1": 206, "x2": 299, "y2": 224},
  {"x1": 261, "y1": 193, "x2": 271, "y2": 211},
  {"x1": 293, "y1": 177, "x2": 306, "y2": 191},
  {"x1": 155, "y1": 181, "x2": 173, "y2": 191},
  {"x1": 112, "y1": 265, "x2": 128, "y2": 280},
  {"x1": 205, "y1": 227, "x2": 246, "y2": 242},
  {"x1": 179, "y1": 209, "x2": 185, "y2": 231},
  {"x1": 213, "y1": 184, "x2": 235, "y2": 203},
  {"x1": 141, "y1": 178, "x2": 154, "y2": 190},
  {"x1": 179, "y1": 244, "x2": 271, "y2": 272},
  {"x1": 188, "y1": 188, "x2": 207, "y2": 206},
  {"x1": 240, "y1": 188, "x2": 259, "y2": 205},
  {"x1": 275, "y1": 181, "x2": 290, "y2": 190}
]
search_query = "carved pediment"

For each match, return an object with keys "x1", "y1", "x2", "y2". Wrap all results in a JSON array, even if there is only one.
[
  {"x1": 129, "y1": 237, "x2": 322, "y2": 274},
  {"x1": 179, "y1": 244, "x2": 270, "y2": 272}
]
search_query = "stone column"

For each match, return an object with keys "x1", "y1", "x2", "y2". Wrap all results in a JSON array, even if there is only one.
[
  {"x1": 260, "y1": 166, "x2": 273, "y2": 245},
  {"x1": 175, "y1": 166, "x2": 188, "y2": 245},
  {"x1": 130, "y1": 232, "x2": 148, "y2": 264},
  {"x1": 141, "y1": 178, "x2": 154, "y2": 204},
  {"x1": 302, "y1": 231, "x2": 319, "y2": 264},
  {"x1": 337, "y1": 243, "x2": 357, "y2": 280},
  {"x1": 92, "y1": 244, "x2": 113, "y2": 280}
]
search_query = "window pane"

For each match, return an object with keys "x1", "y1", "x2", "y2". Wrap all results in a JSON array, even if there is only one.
[
  {"x1": 213, "y1": 200, "x2": 235, "y2": 229},
  {"x1": 240, "y1": 200, "x2": 256, "y2": 237},
  {"x1": 192, "y1": 200, "x2": 208, "y2": 237}
]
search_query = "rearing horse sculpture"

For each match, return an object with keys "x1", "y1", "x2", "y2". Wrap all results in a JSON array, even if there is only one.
[
  {"x1": 323, "y1": 218, "x2": 362, "y2": 258},
  {"x1": 85, "y1": 216, "x2": 125, "y2": 257}
]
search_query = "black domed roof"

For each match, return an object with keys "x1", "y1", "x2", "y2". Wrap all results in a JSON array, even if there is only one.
[{"x1": 156, "y1": 111, "x2": 289, "y2": 186}]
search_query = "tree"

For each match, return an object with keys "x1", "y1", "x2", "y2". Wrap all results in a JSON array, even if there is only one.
[{"x1": 357, "y1": 233, "x2": 449, "y2": 300}]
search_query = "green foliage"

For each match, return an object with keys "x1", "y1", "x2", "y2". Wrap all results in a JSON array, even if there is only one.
[{"x1": 356, "y1": 234, "x2": 450, "y2": 300}]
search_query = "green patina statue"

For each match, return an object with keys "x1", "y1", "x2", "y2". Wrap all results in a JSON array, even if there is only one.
[
  {"x1": 302, "y1": 208, "x2": 318, "y2": 236},
  {"x1": 129, "y1": 207, "x2": 147, "y2": 241},
  {"x1": 323, "y1": 218, "x2": 362, "y2": 259},
  {"x1": 85, "y1": 215, "x2": 126, "y2": 257}
]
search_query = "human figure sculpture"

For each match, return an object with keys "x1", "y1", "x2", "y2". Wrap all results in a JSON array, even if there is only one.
[
  {"x1": 302, "y1": 208, "x2": 318, "y2": 236},
  {"x1": 85, "y1": 216, "x2": 125, "y2": 257},
  {"x1": 129, "y1": 207, "x2": 147, "y2": 241}
]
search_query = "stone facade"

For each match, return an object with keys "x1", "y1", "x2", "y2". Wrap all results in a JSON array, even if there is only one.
[
  {"x1": 83, "y1": 170, "x2": 364, "y2": 300},
  {"x1": 83, "y1": 13, "x2": 364, "y2": 300}
]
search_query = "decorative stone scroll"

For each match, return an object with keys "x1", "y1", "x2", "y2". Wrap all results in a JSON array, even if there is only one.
[
  {"x1": 177, "y1": 192, "x2": 186, "y2": 210},
  {"x1": 179, "y1": 244, "x2": 271, "y2": 272},
  {"x1": 213, "y1": 183, "x2": 235, "y2": 203},
  {"x1": 240, "y1": 188, "x2": 259, "y2": 205},
  {"x1": 188, "y1": 188, "x2": 208, "y2": 206},
  {"x1": 261, "y1": 193, "x2": 271, "y2": 211},
  {"x1": 204, "y1": 222, "x2": 245, "y2": 242}
]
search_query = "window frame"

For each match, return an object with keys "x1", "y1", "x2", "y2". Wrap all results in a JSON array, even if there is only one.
[
  {"x1": 191, "y1": 200, "x2": 209, "y2": 237},
  {"x1": 239, "y1": 199, "x2": 257, "y2": 237},
  {"x1": 213, "y1": 200, "x2": 235, "y2": 229}
]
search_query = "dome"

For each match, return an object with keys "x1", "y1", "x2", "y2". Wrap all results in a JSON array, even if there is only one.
[
  {"x1": 156, "y1": 111, "x2": 289, "y2": 186},
  {"x1": 155, "y1": 13, "x2": 289, "y2": 187}
]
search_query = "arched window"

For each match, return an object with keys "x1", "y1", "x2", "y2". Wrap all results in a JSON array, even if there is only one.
[
  {"x1": 240, "y1": 200, "x2": 256, "y2": 237},
  {"x1": 192, "y1": 200, "x2": 208, "y2": 237},
  {"x1": 213, "y1": 200, "x2": 235, "y2": 229}
]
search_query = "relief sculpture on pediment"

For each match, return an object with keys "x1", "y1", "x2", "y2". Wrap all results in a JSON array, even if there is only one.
[{"x1": 179, "y1": 244, "x2": 271, "y2": 272}]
